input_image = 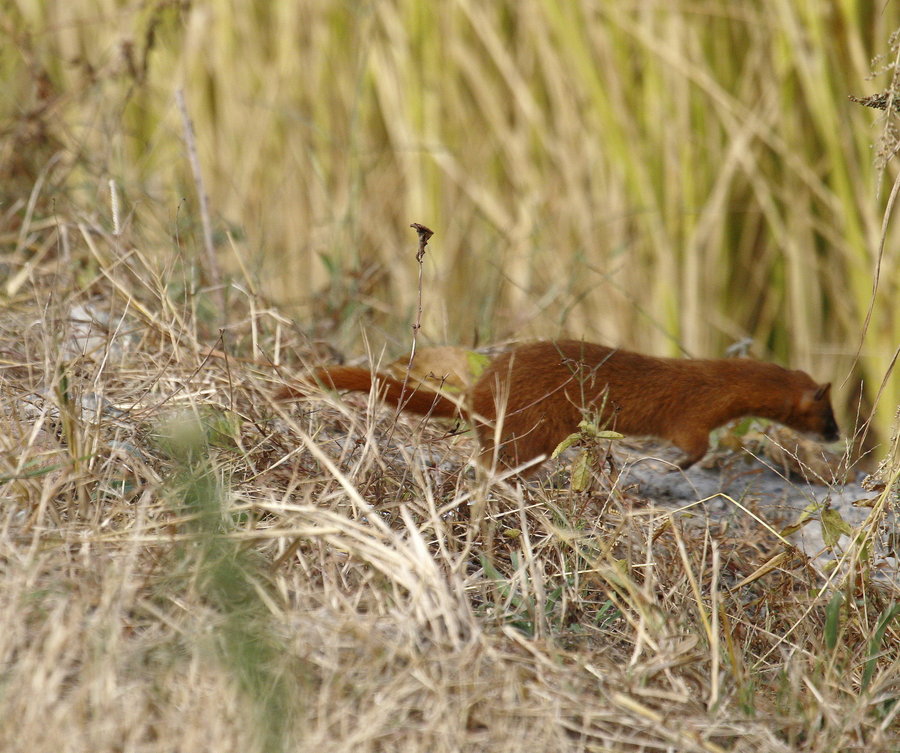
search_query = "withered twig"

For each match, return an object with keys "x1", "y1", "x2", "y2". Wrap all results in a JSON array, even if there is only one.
[{"x1": 397, "y1": 222, "x2": 434, "y2": 411}]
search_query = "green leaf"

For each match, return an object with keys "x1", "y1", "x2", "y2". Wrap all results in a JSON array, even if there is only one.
[
  {"x1": 821, "y1": 507, "x2": 853, "y2": 548},
  {"x1": 570, "y1": 451, "x2": 591, "y2": 492},
  {"x1": 205, "y1": 408, "x2": 244, "y2": 449},
  {"x1": 551, "y1": 432, "x2": 582, "y2": 459},
  {"x1": 576, "y1": 419, "x2": 623, "y2": 440},
  {"x1": 824, "y1": 591, "x2": 843, "y2": 651},
  {"x1": 466, "y1": 350, "x2": 491, "y2": 378}
]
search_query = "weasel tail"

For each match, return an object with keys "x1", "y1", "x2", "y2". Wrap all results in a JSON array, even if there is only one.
[{"x1": 276, "y1": 366, "x2": 462, "y2": 420}]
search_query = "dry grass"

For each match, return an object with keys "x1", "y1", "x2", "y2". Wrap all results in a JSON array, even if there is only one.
[
  {"x1": 0, "y1": 209, "x2": 897, "y2": 752},
  {"x1": 3, "y1": 3, "x2": 900, "y2": 751}
]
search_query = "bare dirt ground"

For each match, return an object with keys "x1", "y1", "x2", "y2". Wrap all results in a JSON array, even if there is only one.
[{"x1": 613, "y1": 442, "x2": 885, "y2": 571}]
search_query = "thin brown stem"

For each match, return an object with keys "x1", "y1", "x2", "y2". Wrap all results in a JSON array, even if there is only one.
[{"x1": 398, "y1": 223, "x2": 434, "y2": 408}]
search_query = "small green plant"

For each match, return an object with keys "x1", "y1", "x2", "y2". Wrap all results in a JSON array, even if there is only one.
[{"x1": 552, "y1": 419, "x2": 624, "y2": 492}]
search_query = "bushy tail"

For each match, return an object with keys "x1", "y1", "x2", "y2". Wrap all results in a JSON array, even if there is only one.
[{"x1": 276, "y1": 366, "x2": 463, "y2": 419}]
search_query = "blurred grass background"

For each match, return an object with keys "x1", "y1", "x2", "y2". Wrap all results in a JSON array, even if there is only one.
[{"x1": 2, "y1": 0, "x2": 898, "y2": 451}]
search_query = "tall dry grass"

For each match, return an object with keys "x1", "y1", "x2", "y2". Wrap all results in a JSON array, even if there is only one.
[
  {"x1": 2, "y1": 0, "x2": 898, "y2": 447},
  {"x1": 2, "y1": 3, "x2": 900, "y2": 750}
]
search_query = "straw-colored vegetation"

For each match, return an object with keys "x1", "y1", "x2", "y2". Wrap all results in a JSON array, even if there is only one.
[{"x1": 2, "y1": 1, "x2": 899, "y2": 751}]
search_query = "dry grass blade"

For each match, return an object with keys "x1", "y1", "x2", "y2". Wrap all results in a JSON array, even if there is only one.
[{"x1": 2, "y1": 3, "x2": 900, "y2": 751}]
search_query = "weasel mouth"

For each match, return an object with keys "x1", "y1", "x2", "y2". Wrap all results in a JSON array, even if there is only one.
[
  {"x1": 817, "y1": 424, "x2": 840, "y2": 443},
  {"x1": 804, "y1": 428, "x2": 840, "y2": 444}
]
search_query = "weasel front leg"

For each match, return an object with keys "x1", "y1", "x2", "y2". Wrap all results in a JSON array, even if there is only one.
[{"x1": 671, "y1": 432, "x2": 710, "y2": 470}]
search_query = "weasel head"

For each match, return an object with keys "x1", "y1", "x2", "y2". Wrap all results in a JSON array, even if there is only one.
[{"x1": 794, "y1": 381, "x2": 840, "y2": 443}]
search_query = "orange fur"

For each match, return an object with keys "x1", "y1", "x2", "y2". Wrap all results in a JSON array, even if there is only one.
[
  {"x1": 278, "y1": 341, "x2": 840, "y2": 473},
  {"x1": 275, "y1": 366, "x2": 460, "y2": 419}
]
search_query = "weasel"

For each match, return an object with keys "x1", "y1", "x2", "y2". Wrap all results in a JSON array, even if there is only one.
[{"x1": 277, "y1": 340, "x2": 839, "y2": 473}]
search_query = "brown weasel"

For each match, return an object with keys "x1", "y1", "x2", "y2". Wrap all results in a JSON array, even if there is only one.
[{"x1": 277, "y1": 340, "x2": 839, "y2": 473}]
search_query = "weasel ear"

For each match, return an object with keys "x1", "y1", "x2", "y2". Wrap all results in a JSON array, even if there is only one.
[{"x1": 814, "y1": 383, "x2": 831, "y2": 401}]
